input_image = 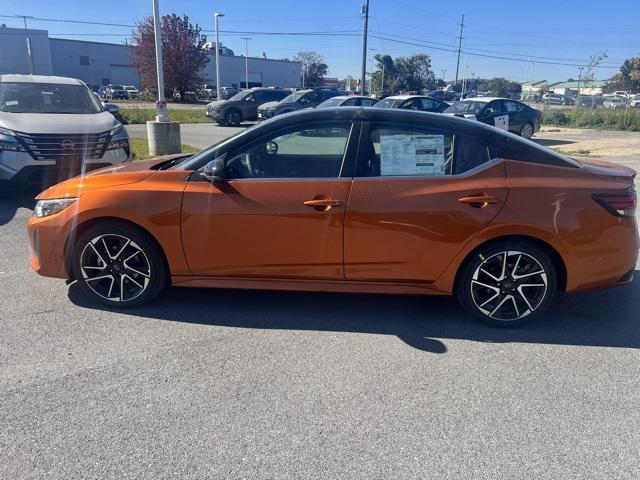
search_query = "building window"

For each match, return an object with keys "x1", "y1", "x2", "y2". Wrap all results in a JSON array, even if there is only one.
[{"x1": 79, "y1": 56, "x2": 90, "y2": 66}]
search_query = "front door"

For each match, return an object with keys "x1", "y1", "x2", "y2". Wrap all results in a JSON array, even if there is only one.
[
  {"x1": 344, "y1": 122, "x2": 508, "y2": 283},
  {"x1": 181, "y1": 121, "x2": 356, "y2": 279}
]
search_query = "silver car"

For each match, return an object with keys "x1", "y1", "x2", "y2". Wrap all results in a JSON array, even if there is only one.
[{"x1": 0, "y1": 74, "x2": 131, "y2": 185}]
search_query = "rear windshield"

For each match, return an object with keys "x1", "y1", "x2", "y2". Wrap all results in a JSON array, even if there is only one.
[{"x1": 0, "y1": 82, "x2": 103, "y2": 114}]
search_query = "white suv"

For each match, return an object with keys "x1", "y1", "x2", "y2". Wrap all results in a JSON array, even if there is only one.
[{"x1": 0, "y1": 74, "x2": 131, "y2": 185}]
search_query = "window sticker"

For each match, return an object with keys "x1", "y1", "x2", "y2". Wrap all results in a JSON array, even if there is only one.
[
  {"x1": 380, "y1": 134, "x2": 446, "y2": 176},
  {"x1": 494, "y1": 114, "x2": 509, "y2": 130},
  {"x1": 5, "y1": 100, "x2": 19, "y2": 106}
]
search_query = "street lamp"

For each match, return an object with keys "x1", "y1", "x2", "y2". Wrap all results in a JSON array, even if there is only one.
[
  {"x1": 241, "y1": 37, "x2": 252, "y2": 89},
  {"x1": 368, "y1": 48, "x2": 377, "y2": 95},
  {"x1": 151, "y1": 0, "x2": 168, "y2": 121},
  {"x1": 15, "y1": 15, "x2": 35, "y2": 74},
  {"x1": 214, "y1": 12, "x2": 224, "y2": 100}
]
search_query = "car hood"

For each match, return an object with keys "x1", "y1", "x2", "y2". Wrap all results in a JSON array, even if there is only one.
[
  {"x1": 36, "y1": 154, "x2": 192, "y2": 200},
  {"x1": 258, "y1": 101, "x2": 280, "y2": 110},
  {"x1": 206, "y1": 100, "x2": 227, "y2": 109},
  {"x1": 0, "y1": 111, "x2": 117, "y2": 134}
]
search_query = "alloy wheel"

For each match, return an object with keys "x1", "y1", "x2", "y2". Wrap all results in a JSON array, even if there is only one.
[
  {"x1": 521, "y1": 123, "x2": 534, "y2": 139},
  {"x1": 470, "y1": 250, "x2": 548, "y2": 322},
  {"x1": 227, "y1": 112, "x2": 241, "y2": 126},
  {"x1": 79, "y1": 234, "x2": 151, "y2": 302}
]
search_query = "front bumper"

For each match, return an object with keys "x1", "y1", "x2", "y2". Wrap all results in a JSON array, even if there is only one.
[
  {"x1": 205, "y1": 109, "x2": 224, "y2": 120},
  {"x1": 28, "y1": 206, "x2": 77, "y2": 279},
  {"x1": 0, "y1": 149, "x2": 131, "y2": 183},
  {"x1": 257, "y1": 110, "x2": 275, "y2": 120}
]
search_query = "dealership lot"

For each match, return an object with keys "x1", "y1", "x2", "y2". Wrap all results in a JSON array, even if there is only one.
[{"x1": 1, "y1": 127, "x2": 640, "y2": 479}]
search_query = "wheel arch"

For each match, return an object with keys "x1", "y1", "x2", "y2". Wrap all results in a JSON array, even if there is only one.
[
  {"x1": 64, "y1": 216, "x2": 170, "y2": 281},
  {"x1": 452, "y1": 234, "x2": 567, "y2": 296}
]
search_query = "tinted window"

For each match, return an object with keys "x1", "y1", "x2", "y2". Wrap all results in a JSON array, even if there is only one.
[
  {"x1": 358, "y1": 124, "x2": 490, "y2": 177},
  {"x1": 444, "y1": 101, "x2": 486, "y2": 114},
  {"x1": 361, "y1": 98, "x2": 377, "y2": 107},
  {"x1": 504, "y1": 101, "x2": 522, "y2": 113},
  {"x1": 225, "y1": 122, "x2": 351, "y2": 179},
  {"x1": 317, "y1": 97, "x2": 345, "y2": 108},
  {"x1": 419, "y1": 98, "x2": 438, "y2": 110},
  {"x1": 300, "y1": 92, "x2": 323, "y2": 104},
  {"x1": 483, "y1": 101, "x2": 504, "y2": 115}
]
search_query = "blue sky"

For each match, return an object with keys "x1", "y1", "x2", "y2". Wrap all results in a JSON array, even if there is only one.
[{"x1": 2, "y1": 0, "x2": 639, "y2": 83}]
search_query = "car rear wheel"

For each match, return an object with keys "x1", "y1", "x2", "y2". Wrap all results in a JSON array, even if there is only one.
[
  {"x1": 457, "y1": 241, "x2": 557, "y2": 326},
  {"x1": 72, "y1": 222, "x2": 167, "y2": 308},
  {"x1": 224, "y1": 110, "x2": 242, "y2": 126},
  {"x1": 520, "y1": 122, "x2": 534, "y2": 139}
]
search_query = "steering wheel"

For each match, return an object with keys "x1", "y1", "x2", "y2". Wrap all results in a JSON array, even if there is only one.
[{"x1": 244, "y1": 152, "x2": 264, "y2": 177}]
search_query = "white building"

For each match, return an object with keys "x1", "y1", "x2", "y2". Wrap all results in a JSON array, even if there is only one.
[{"x1": 0, "y1": 26, "x2": 301, "y2": 90}]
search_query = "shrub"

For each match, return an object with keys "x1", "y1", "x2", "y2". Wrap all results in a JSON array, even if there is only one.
[
  {"x1": 115, "y1": 108, "x2": 209, "y2": 125},
  {"x1": 542, "y1": 107, "x2": 640, "y2": 131}
]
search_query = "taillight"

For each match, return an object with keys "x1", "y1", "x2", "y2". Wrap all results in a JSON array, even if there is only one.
[{"x1": 592, "y1": 192, "x2": 637, "y2": 217}]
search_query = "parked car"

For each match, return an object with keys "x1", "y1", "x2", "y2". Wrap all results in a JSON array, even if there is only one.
[
  {"x1": 257, "y1": 88, "x2": 346, "y2": 119},
  {"x1": 201, "y1": 84, "x2": 217, "y2": 100},
  {"x1": 28, "y1": 107, "x2": 638, "y2": 326},
  {"x1": 316, "y1": 95, "x2": 377, "y2": 108},
  {"x1": 374, "y1": 95, "x2": 450, "y2": 113},
  {"x1": 542, "y1": 93, "x2": 573, "y2": 106},
  {"x1": 219, "y1": 87, "x2": 238, "y2": 100},
  {"x1": 427, "y1": 90, "x2": 458, "y2": 102},
  {"x1": 123, "y1": 85, "x2": 139, "y2": 98},
  {"x1": 105, "y1": 85, "x2": 129, "y2": 100},
  {"x1": 603, "y1": 97, "x2": 628, "y2": 109},
  {"x1": 443, "y1": 97, "x2": 541, "y2": 139},
  {"x1": 0, "y1": 74, "x2": 131, "y2": 186},
  {"x1": 630, "y1": 98, "x2": 640, "y2": 108},
  {"x1": 576, "y1": 95, "x2": 604, "y2": 108},
  {"x1": 205, "y1": 87, "x2": 290, "y2": 126}
]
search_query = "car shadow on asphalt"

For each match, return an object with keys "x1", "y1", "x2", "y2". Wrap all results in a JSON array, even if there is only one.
[
  {"x1": 0, "y1": 190, "x2": 38, "y2": 225},
  {"x1": 68, "y1": 272, "x2": 640, "y2": 354}
]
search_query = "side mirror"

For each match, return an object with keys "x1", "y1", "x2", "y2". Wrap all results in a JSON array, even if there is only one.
[
  {"x1": 202, "y1": 156, "x2": 226, "y2": 182},
  {"x1": 103, "y1": 103, "x2": 119, "y2": 114},
  {"x1": 265, "y1": 141, "x2": 278, "y2": 155}
]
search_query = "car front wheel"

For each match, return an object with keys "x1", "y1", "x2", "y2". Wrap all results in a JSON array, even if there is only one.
[
  {"x1": 224, "y1": 110, "x2": 242, "y2": 126},
  {"x1": 457, "y1": 241, "x2": 557, "y2": 326},
  {"x1": 72, "y1": 222, "x2": 167, "y2": 308}
]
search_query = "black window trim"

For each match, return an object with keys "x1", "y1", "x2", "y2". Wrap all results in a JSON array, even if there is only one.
[{"x1": 191, "y1": 120, "x2": 360, "y2": 182}]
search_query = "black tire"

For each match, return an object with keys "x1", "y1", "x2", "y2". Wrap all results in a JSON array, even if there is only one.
[
  {"x1": 71, "y1": 221, "x2": 168, "y2": 308},
  {"x1": 456, "y1": 240, "x2": 557, "y2": 327},
  {"x1": 520, "y1": 122, "x2": 534, "y2": 139},
  {"x1": 216, "y1": 120, "x2": 227, "y2": 126},
  {"x1": 224, "y1": 109, "x2": 242, "y2": 126}
]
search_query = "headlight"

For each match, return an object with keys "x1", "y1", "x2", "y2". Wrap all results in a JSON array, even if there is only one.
[
  {"x1": 34, "y1": 198, "x2": 78, "y2": 218},
  {"x1": 0, "y1": 127, "x2": 16, "y2": 137},
  {"x1": 110, "y1": 124, "x2": 125, "y2": 136},
  {"x1": 0, "y1": 127, "x2": 25, "y2": 152}
]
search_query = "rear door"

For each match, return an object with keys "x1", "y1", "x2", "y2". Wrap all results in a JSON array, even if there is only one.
[
  {"x1": 503, "y1": 100, "x2": 526, "y2": 133},
  {"x1": 344, "y1": 121, "x2": 508, "y2": 283}
]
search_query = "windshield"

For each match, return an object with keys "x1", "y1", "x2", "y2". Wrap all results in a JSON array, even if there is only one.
[
  {"x1": 374, "y1": 97, "x2": 403, "y2": 108},
  {"x1": 228, "y1": 91, "x2": 251, "y2": 102},
  {"x1": 317, "y1": 97, "x2": 345, "y2": 108},
  {"x1": 281, "y1": 91, "x2": 308, "y2": 103},
  {"x1": 0, "y1": 82, "x2": 103, "y2": 114},
  {"x1": 444, "y1": 101, "x2": 486, "y2": 114}
]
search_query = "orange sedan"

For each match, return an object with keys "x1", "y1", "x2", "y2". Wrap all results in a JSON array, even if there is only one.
[{"x1": 27, "y1": 108, "x2": 638, "y2": 325}]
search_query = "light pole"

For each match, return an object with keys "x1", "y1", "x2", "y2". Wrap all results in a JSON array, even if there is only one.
[
  {"x1": 241, "y1": 37, "x2": 252, "y2": 89},
  {"x1": 151, "y1": 0, "x2": 168, "y2": 122},
  {"x1": 15, "y1": 15, "x2": 35, "y2": 74},
  {"x1": 369, "y1": 47, "x2": 377, "y2": 95},
  {"x1": 214, "y1": 12, "x2": 224, "y2": 100}
]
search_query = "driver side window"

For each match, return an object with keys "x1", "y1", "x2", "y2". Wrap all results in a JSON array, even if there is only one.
[{"x1": 225, "y1": 122, "x2": 352, "y2": 179}]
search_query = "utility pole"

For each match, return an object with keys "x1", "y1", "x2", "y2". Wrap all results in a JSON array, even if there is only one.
[
  {"x1": 241, "y1": 37, "x2": 251, "y2": 89},
  {"x1": 454, "y1": 14, "x2": 465, "y2": 87},
  {"x1": 214, "y1": 12, "x2": 224, "y2": 100},
  {"x1": 152, "y1": 0, "x2": 167, "y2": 122},
  {"x1": 360, "y1": 0, "x2": 369, "y2": 95},
  {"x1": 16, "y1": 15, "x2": 35, "y2": 74},
  {"x1": 461, "y1": 54, "x2": 468, "y2": 98},
  {"x1": 381, "y1": 64, "x2": 385, "y2": 94}
]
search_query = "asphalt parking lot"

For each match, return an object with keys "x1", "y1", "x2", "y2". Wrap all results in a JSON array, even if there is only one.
[{"x1": 1, "y1": 128, "x2": 640, "y2": 479}]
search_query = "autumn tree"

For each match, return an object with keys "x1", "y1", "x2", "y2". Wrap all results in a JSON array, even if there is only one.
[
  {"x1": 294, "y1": 51, "x2": 329, "y2": 88},
  {"x1": 131, "y1": 14, "x2": 209, "y2": 100},
  {"x1": 603, "y1": 55, "x2": 640, "y2": 93}
]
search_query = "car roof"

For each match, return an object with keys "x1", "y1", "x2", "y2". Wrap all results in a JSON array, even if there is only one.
[
  {"x1": 457, "y1": 97, "x2": 510, "y2": 103},
  {"x1": 0, "y1": 74, "x2": 84, "y2": 85},
  {"x1": 328, "y1": 95, "x2": 371, "y2": 101}
]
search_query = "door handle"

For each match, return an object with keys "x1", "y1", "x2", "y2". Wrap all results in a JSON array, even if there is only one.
[
  {"x1": 458, "y1": 194, "x2": 499, "y2": 208},
  {"x1": 304, "y1": 197, "x2": 343, "y2": 211}
]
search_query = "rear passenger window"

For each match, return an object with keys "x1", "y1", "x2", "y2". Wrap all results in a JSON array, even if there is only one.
[
  {"x1": 359, "y1": 124, "x2": 490, "y2": 177},
  {"x1": 504, "y1": 101, "x2": 522, "y2": 113}
]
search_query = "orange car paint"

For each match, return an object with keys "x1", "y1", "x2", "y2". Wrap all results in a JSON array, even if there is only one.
[{"x1": 27, "y1": 152, "x2": 638, "y2": 298}]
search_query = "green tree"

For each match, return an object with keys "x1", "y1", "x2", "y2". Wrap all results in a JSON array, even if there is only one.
[
  {"x1": 294, "y1": 51, "x2": 329, "y2": 88},
  {"x1": 478, "y1": 78, "x2": 511, "y2": 97},
  {"x1": 131, "y1": 14, "x2": 209, "y2": 101},
  {"x1": 371, "y1": 53, "x2": 435, "y2": 94},
  {"x1": 604, "y1": 55, "x2": 640, "y2": 93}
]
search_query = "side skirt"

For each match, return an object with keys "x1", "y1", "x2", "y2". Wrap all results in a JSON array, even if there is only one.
[{"x1": 170, "y1": 275, "x2": 451, "y2": 296}]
